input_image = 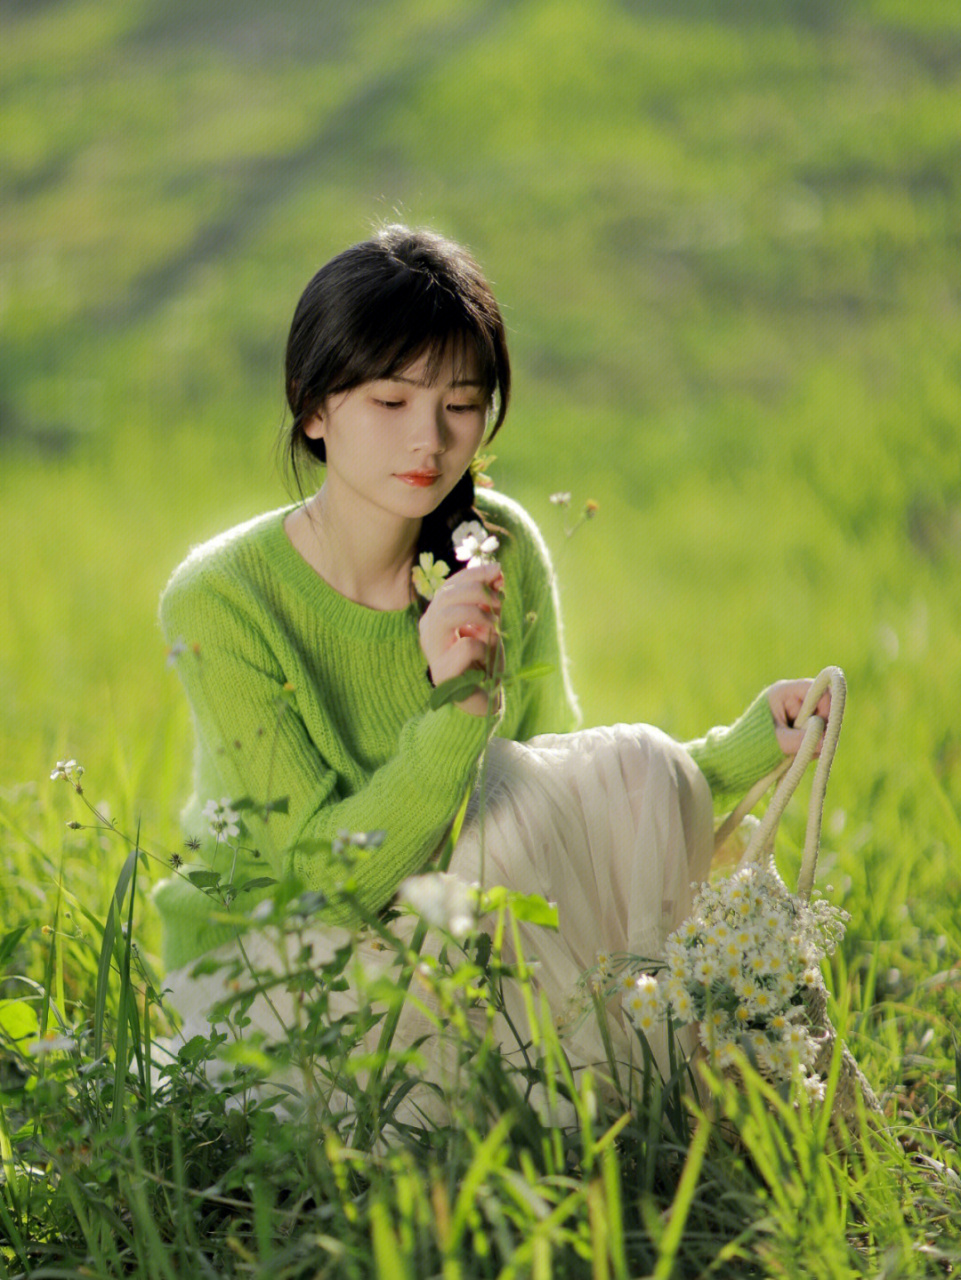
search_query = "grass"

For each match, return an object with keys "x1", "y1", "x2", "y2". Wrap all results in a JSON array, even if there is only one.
[{"x1": 2, "y1": 0, "x2": 961, "y2": 1273}]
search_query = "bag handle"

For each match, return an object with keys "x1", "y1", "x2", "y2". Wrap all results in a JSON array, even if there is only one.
[{"x1": 714, "y1": 667, "x2": 846, "y2": 902}]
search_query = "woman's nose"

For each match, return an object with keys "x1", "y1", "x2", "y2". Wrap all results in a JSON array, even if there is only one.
[{"x1": 410, "y1": 404, "x2": 448, "y2": 453}]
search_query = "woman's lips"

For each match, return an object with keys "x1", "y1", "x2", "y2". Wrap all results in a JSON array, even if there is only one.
[{"x1": 395, "y1": 471, "x2": 441, "y2": 487}]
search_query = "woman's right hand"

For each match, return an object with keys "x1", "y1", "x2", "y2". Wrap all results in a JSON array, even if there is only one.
[{"x1": 418, "y1": 563, "x2": 504, "y2": 716}]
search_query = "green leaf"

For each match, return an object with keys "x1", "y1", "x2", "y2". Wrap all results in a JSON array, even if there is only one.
[
  {"x1": 187, "y1": 870, "x2": 222, "y2": 889},
  {"x1": 177, "y1": 1034, "x2": 215, "y2": 1065},
  {"x1": 513, "y1": 662, "x2": 556, "y2": 683},
  {"x1": 476, "y1": 885, "x2": 558, "y2": 928},
  {"x1": 473, "y1": 932, "x2": 493, "y2": 969},
  {"x1": 263, "y1": 796, "x2": 289, "y2": 815},
  {"x1": 479, "y1": 884, "x2": 510, "y2": 913},
  {"x1": 0, "y1": 927, "x2": 27, "y2": 969},
  {"x1": 505, "y1": 891, "x2": 559, "y2": 929},
  {"x1": 0, "y1": 999, "x2": 40, "y2": 1047},
  {"x1": 429, "y1": 669, "x2": 485, "y2": 710},
  {"x1": 235, "y1": 876, "x2": 278, "y2": 896}
]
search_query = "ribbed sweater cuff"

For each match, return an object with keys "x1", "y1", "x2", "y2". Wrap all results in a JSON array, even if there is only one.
[
  {"x1": 414, "y1": 700, "x2": 498, "y2": 779},
  {"x1": 684, "y1": 689, "x2": 784, "y2": 803}
]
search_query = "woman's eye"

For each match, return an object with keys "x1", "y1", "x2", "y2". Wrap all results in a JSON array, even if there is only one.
[
  {"x1": 375, "y1": 399, "x2": 405, "y2": 409},
  {"x1": 448, "y1": 402, "x2": 482, "y2": 414}
]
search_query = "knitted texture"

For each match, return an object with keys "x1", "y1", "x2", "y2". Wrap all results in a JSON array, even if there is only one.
[
  {"x1": 155, "y1": 489, "x2": 784, "y2": 970},
  {"x1": 685, "y1": 690, "x2": 787, "y2": 804}
]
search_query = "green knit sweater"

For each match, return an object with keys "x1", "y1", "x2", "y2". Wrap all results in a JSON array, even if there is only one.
[{"x1": 155, "y1": 490, "x2": 784, "y2": 970}]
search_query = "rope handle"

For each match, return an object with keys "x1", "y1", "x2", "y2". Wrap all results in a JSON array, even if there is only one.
[{"x1": 713, "y1": 666, "x2": 846, "y2": 901}]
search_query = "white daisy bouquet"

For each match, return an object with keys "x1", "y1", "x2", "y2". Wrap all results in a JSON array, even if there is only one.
[
  {"x1": 632, "y1": 863, "x2": 849, "y2": 1099},
  {"x1": 623, "y1": 668, "x2": 880, "y2": 1132}
]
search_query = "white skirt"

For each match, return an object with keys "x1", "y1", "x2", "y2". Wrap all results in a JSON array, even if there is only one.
[{"x1": 163, "y1": 724, "x2": 714, "y2": 1124}]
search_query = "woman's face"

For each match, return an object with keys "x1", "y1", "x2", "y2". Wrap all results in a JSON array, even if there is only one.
[{"x1": 303, "y1": 347, "x2": 488, "y2": 525}]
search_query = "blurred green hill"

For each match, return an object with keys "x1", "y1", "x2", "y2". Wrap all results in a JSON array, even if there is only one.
[{"x1": 2, "y1": 0, "x2": 960, "y2": 836}]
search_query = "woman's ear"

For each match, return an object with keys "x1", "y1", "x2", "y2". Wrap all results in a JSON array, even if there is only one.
[{"x1": 303, "y1": 413, "x2": 324, "y2": 441}]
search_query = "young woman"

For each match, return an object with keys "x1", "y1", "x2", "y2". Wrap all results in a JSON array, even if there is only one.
[{"x1": 156, "y1": 224, "x2": 829, "y2": 1111}]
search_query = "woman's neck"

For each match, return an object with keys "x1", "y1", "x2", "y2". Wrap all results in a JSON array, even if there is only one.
[{"x1": 285, "y1": 485, "x2": 420, "y2": 610}]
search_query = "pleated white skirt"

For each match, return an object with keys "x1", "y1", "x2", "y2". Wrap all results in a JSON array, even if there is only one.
[{"x1": 163, "y1": 724, "x2": 714, "y2": 1123}]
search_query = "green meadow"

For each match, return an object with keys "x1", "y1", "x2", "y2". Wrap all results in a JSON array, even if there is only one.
[{"x1": 2, "y1": 0, "x2": 961, "y2": 1274}]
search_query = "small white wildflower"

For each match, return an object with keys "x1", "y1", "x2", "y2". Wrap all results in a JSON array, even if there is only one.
[
  {"x1": 702, "y1": 1008, "x2": 726, "y2": 1037},
  {"x1": 801, "y1": 1071, "x2": 827, "y2": 1102},
  {"x1": 714, "y1": 1038, "x2": 740, "y2": 1068},
  {"x1": 782, "y1": 1023, "x2": 809, "y2": 1054},
  {"x1": 348, "y1": 830, "x2": 385, "y2": 849},
  {"x1": 633, "y1": 973, "x2": 659, "y2": 1002},
  {"x1": 411, "y1": 552, "x2": 450, "y2": 601},
  {"x1": 399, "y1": 872, "x2": 477, "y2": 938},
  {"x1": 452, "y1": 520, "x2": 500, "y2": 568},
  {"x1": 28, "y1": 1033, "x2": 78, "y2": 1056},
  {"x1": 51, "y1": 759, "x2": 84, "y2": 783},
  {"x1": 549, "y1": 492, "x2": 571, "y2": 507},
  {"x1": 663, "y1": 975, "x2": 687, "y2": 1003},
  {"x1": 679, "y1": 917, "x2": 701, "y2": 942},
  {"x1": 331, "y1": 828, "x2": 382, "y2": 857},
  {"x1": 775, "y1": 972, "x2": 798, "y2": 1001},
  {"x1": 748, "y1": 952, "x2": 770, "y2": 977},
  {"x1": 749, "y1": 987, "x2": 776, "y2": 1015},
  {"x1": 629, "y1": 1005, "x2": 657, "y2": 1033},
  {"x1": 733, "y1": 973, "x2": 757, "y2": 1002},
  {"x1": 202, "y1": 797, "x2": 240, "y2": 841},
  {"x1": 624, "y1": 974, "x2": 659, "y2": 1023},
  {"x1": 670, "y1": 987, "x2": 696, "y2": 1023}
]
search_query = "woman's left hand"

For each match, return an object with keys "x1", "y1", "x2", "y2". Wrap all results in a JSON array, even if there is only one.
[{"x1": 767, "y1": 679, "x2": 832, "y2": 756}]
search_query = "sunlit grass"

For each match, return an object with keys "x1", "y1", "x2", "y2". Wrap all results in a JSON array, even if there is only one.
[{"x1": 2, "y1": 0, "x2": 961, "y2": 1272}]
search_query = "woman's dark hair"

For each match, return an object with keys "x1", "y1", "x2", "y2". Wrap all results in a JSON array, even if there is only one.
[{"x1": 283, "y1": 224, "x2": 511, "y2": 575}]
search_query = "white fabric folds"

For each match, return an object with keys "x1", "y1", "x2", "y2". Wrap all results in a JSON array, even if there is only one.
[{"x1": 163, "y1": 725, "x2": 714, "y2": 1123}]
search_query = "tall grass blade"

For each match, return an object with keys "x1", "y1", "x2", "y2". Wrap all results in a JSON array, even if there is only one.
[
  {"x1": 93, "y1": 845, "x2": 139, "y2": 1061},
  {"x1": 651, "y1": 1117, "x2": 712, "y2": 1280},
  {"x1": 370, "y1": 1198, "x2": 413, "y2": 1280}
]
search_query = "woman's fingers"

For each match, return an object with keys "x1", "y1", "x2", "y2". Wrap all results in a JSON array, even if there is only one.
[
  {"x1": 768, "y1": 678, "x2": 833, "y2": 757},
  {"x1": 428, "y1": 635, "x2": 498, "y2": 693},
  {"x1": 436, "y1": 562, "x2": 503, "y2": 600},
  {"x1": 419, "y1": 561, "x2": 503, "y2": 678}
]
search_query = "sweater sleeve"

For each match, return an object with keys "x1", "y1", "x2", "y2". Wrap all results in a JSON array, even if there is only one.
[
  {"x1": 155, "y1": 571, "x2": 493, "y2": 960},
  {"x1": 480, "y1": 492, "x2": 580, "y2": 740},
  {"x1": 684, "y1": 688, "x2": 786, "y2": 806}
]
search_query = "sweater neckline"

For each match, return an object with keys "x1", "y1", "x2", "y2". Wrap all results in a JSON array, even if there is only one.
[{"x1": 262, "y1": 504, "x2": 421, "y2": 640}]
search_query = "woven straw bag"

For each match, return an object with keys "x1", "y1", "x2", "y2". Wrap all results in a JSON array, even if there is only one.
[{"x1": 711, "y1": 666, "x2": 881, "y2": 1135}]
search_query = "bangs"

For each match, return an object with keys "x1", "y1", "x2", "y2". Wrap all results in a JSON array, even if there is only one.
[{"x1": 329, "y1": 270, "x2": 500, "y2": 405}]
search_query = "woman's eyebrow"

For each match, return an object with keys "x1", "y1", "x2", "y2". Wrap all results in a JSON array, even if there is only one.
[{"x1": 384, "y1": 374, "x2": 485, "y2": 388}]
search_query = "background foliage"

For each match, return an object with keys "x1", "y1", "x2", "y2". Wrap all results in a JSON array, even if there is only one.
[{"x1": 2, "y1": 0, "x2": 961, "y2": 1271}]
